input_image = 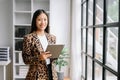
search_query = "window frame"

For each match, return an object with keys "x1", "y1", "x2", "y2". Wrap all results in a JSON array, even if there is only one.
[{"x1": 81, "y1": 0, "x2": 120, "y2": 80}]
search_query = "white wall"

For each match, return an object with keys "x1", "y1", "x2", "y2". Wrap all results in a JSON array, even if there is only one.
[
  {"x1": 0, "y1": 0, "x2": 13, "y2": 80},
  {"x1": 50, "y1": 0, "x2": 70, "y2": 46},
  {"x1": 50, "y1": 0, "x2": 71, "y2": 77},
  {"x1": 70, "y1": 0, "x2": 81, "y2": 79},
  {"x1": 0, "y1": 0, "x2": 13, "y2": 46}
]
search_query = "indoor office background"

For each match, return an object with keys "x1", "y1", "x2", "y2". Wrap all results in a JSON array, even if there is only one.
[{"x1": 0, "y1": 0, "x2": 119, "y2": 80}]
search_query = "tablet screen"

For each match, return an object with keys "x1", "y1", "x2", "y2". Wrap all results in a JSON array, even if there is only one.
[{"x1": 46, "y1": 44, "x2": 64, "y2": 58}]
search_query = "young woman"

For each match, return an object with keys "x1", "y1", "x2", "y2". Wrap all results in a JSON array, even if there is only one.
[{"x1": 22, "y1": 9, "x2": 58, "y2": 80}]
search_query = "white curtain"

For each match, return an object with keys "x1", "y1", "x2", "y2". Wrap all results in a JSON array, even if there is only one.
[{"x1": 70, "y1": 0, "x2": 81, "y2": 80}]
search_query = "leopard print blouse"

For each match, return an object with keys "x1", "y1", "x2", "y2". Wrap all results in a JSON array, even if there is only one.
[{"x1": 22, "y1": 32, "x2": 58, "y2": 80}]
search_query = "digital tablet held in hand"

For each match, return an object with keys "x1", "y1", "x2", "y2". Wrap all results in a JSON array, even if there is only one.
[{"x1": 46, "y1": 44, "x2": 64, "y2": 58}]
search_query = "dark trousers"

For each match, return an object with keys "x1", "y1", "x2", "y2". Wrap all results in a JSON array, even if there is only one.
[{"x1": 47, "y1": 64, "x2": 53, "y2": 80}]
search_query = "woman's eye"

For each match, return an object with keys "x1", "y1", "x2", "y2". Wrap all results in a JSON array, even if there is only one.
[
  {"x1": 44, "y1": 19, "x2": 47, "y2": 21},
  {"x1": 38, "y1": 19, "x2": 41, "y2": 21}
]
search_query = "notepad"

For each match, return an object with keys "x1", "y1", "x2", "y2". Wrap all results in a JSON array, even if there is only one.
[{"x1": 46, "y1": 44, "x2": 64, "y2": 58}]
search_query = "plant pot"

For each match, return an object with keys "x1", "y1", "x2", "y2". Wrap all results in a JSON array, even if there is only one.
[{"x1": 57, "y1": 72, "x2": 64, "y2": 80}]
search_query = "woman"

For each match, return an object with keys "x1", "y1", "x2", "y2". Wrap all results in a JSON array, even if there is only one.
[{"x1": 22, "y1": 9, "x2": 58, "y2": 80}]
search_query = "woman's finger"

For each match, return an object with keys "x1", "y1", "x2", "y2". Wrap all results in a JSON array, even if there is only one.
[{"x1": 46, "y1": 53, "x2": 52, "y2": 58}]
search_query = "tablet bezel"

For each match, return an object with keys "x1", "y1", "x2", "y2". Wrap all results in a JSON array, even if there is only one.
[{"x1": 46, "y1": 44, "x2": 64, "y2": 58}]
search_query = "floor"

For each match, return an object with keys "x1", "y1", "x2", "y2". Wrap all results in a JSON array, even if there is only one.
[{"x1": 64, "y1": 77, "x2": 70, "y2": 80}]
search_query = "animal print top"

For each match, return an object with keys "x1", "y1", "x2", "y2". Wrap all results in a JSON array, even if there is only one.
[{"x1": 22, "y1": 32, "x2": 58, "y2": 80}]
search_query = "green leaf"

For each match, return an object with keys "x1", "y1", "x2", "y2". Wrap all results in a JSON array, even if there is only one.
[{"x1": 55, "y1": 47, "x2": 69, "y2": 71}]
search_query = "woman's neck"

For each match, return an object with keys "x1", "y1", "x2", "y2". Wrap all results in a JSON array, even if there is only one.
[{"x1": 36, "y1": 30, "x2": 45, "y2": 36}]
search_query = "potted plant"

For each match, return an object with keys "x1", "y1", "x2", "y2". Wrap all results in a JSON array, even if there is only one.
[{"x1": 55, "y1": 47, "x2": 69, "y2": 80}]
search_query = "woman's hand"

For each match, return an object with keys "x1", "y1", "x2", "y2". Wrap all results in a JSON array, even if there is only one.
[{"x1": 39, "y1": 51, "x2": 52, "y2": 60}]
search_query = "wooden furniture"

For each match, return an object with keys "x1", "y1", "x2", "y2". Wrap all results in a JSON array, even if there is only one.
[{"x1": 0, "y1": 61, "x2": 11, "y2": 80}]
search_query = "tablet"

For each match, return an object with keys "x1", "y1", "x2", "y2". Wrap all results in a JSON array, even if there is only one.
[{"x1": 46, "y1": 44, "x2": 64, "y2": 58}]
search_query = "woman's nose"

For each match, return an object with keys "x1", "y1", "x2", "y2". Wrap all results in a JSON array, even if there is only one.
[{"x1": 41, "y1": 20, "x2": 45, "y2": 23}]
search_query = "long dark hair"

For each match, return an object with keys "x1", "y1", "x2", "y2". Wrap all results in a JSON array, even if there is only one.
[{"x1": 30, "y1": 9, "x2": 49, "y2": 33}]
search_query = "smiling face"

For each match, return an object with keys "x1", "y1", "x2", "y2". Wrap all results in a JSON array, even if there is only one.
[{"x1": 36, "y1": 13, "x2": 48, "y2": 32}]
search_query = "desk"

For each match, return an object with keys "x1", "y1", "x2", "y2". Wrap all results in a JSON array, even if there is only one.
[{"x1": 0, "y1": 61, "x2": 11, "y2": 80}]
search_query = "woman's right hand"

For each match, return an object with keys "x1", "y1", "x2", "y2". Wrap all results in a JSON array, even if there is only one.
[{"x1": 39, "y1": 51, "x2": 52, "y2": 60}]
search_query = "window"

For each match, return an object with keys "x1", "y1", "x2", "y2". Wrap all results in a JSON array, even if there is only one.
[{"x1": 81, "y1": 0, "x2": 120, "y2": 80}]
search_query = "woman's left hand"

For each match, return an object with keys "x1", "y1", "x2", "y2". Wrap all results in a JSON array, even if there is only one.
[{"x1": 39, "y1": 51, "x2": 52, "y2": 60}]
